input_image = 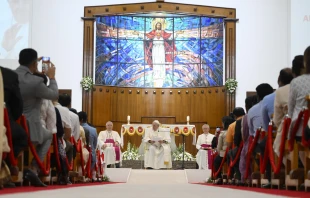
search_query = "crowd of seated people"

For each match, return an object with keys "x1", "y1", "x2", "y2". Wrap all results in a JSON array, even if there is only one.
[
  {"x1": 1, "y1": 45, "x2": 310, "y2": 192},
  {"x1": 0, "y1": 48, "x2": 112, "y2": 189},
  {"x1": 0, "y1": 47, "x2": 125, "y2": 188},
  {"x1": 210, "y1": 45, "x2": 310, "y2": 190}
]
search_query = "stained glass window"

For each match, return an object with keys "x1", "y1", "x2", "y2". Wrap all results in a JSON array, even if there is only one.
[{"x1": 95, "y1": 15, "x2": 224, "y2": 87}]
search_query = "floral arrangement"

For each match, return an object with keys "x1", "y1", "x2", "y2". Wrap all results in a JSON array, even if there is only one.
[
  {"x1": 122, "y1": 142, "x2": 141, "y2": 160},
  {"x1": 102, "y1": 175, "x2": 110, "y2": 182},
  {"x1": 172, "y1": 144, "x2": 195, "y2": 161},
  {"x1": 80, "y1": 76, "x2": 93, "y2": 91},
  {"x1": 225, "y1": 78, "x2": 238, "y2": 93}
]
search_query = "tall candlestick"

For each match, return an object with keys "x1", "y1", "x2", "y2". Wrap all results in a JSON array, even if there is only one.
[
  {"x1": 187, "y1": 116, "x2": 190, "y2": 125},
  {"x1": 127, "y1": 115, "x2": 130, "y2": 125}
]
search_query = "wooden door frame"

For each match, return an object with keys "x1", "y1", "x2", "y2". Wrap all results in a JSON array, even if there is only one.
[{"x1": 81, "y1": 1, "x2": 238, "y2": 122}]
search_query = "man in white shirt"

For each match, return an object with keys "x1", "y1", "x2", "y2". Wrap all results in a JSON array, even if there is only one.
[
  {"x1": 98, "y1": 121, "x2": 121, "y2": 168},
  {"x1": 53, "y1": 100, "x2": 73, "y2": 163},
  {"x1": 58, "y1": 94, "x2": 80, "y2": 142}
]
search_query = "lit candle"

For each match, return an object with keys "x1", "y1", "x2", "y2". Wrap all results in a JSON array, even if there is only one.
[
  {"x1": 187, "y1": 116, "x2": 190, "y2": 122},
  {"x1": 127, "y1": 115, "x2": 130, "y2": 121}
]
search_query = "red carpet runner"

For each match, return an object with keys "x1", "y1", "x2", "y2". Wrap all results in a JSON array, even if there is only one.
[
  {"x1": 0, "y1": 182, "x2": 118, "y2": 195},
  {"x1": 199, "y1": 183, "x2": 309, "y2": 198}
]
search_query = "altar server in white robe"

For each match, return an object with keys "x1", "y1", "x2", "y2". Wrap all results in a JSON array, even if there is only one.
[
  {"x1": 196, "y1": 124, "x2": 215, "y2": 170},
  {"x1": 98, "y1": 121, "x2": 122, "y2": 168},
  {"x1": 144, "y1": 120, "x2": 172, "y2": 169}
]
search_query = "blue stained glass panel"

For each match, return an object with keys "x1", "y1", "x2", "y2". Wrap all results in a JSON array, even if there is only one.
[
  {"x1": 173, "y1": 64, "x2": 200, "y2": 87},
  {"x1": 95, "y1": 15, "x2": 224, "y2": 88},
  {"x1": 201, "y1": 62, "x2": 223, "y2": 86},
  {"x1": 118, "y1": 40, "x2": 144, "y2": 64},
  {"x1": 201, "y1": 39, "x2": 223, "y2": 63},
  {"x1": 96, "y1": 38, "x2": 118, "y2": 62},
  {"x1": 201, "y1": 17, "x2": 224, "y2": 27},
  {"x1": 118, "y1": 63, "x2": 145, "y2": 87},
  {"x1": 95, "y1": 62, "x2": 118, "y2": 86},
  {"x1": 174, "y1": 17, "x2": 200, "y2": 40}
]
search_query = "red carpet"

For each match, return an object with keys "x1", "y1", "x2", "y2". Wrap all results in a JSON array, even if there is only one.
[
  {"x1": 198, "y1": 183, "x2": 310, "y2": 198},
  {"x1": 0, "y1": 182, "x2": 119, "y2": 195}
]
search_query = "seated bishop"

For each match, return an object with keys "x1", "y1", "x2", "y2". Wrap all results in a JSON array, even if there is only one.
[
  {"x1": 98, "y1": 121, "x2": 121, "y2": 168},
  {"x1": 144, "y1": 120, "x2": 172, "y2": 169},
  {"x1": 196, "y1": 124, "x2": 215, "y2": 170}
]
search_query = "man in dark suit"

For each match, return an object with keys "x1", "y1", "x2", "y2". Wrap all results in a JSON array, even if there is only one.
[{"x1": 0, "y1": 66, "x2": 28, "y2": 164}]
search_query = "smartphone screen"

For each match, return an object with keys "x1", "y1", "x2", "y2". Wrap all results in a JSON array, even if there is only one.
[{"x1": 42, "y1": 57, "x2": 50, "y2": 73}]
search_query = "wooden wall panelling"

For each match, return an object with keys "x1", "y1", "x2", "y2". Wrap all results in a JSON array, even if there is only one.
[
  {"x1": 127, "y1": 88, "x2": 142, "y2": 122},
  {"x1": 92, "y1": 86, "x2": 111, "y2": 127},
  {"x1": 225, "y1": 21, "x2": 237, "y2": 115},
  {"x1": 175, "y1": 89, "x2": 190, "y2": 123},
  {"x1": 82, "y1": 18, "x2": 95, "y2": 123},
  {"x1": 118, "y1": 88, "x2": 129, "y2": 122},
  {"x1": 111, "y1": 88, "x2": 118, "y2": 121},
  {"x1": 141, "y1": 89, "x2": 153, "y2": 117}
]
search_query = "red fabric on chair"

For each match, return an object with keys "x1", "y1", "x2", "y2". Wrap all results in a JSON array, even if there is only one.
[
  {"x1": 17, "y1": 115, "x2": 51, "y2": 175},
  {"x1": 3, "y1": 108, "x2": 18, "y2": 166}
]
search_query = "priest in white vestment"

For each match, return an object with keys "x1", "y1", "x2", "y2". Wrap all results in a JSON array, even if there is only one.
[
  {"x1": 144, "y1": 120, "x2": 172, "y2": 169},
  {"x1": 196, "y1": 124, "x2": 215, "y2": 170},
  {"x1": 98, "y1": 121, "x2": 122, "y2": 168}
]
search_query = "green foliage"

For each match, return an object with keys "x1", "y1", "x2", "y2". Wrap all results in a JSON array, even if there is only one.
[
  {"x1": 80, "y1": 76, "x2": 94, "y2": 91},
  {"x1": 102, "y1": 175, "x2": 110, "y2": 182},
  {"x1": 172, "y1": 144, "x2": 195, "y2": 161},
  {"x1": 225, "y1": 78, "x2": 238, "y2": 93},
  {"x1": 122, "y1": 142, "x2": 141, "y2": 160}
]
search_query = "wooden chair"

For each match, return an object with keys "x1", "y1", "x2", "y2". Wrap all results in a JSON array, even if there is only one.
[
  {"x1": 285, "y1": 116, "x2": 305, "y2": 190},
  {"x1": 270, "y1": 115, "x2": 285, "y2": 189},
  {"x1": 3, "y1": 108, "x2": 24, "y2": 185}
]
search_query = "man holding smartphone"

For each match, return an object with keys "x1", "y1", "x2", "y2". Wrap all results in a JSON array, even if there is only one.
[{"x1": 15, "y1": 48, "x2": 58, "y2": 187}]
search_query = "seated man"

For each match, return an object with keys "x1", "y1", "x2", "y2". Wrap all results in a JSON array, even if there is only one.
[
  {"x1": 78, "y1": 111, "x2": 97, "y2": 181},
  {"x1": 144, "y1": 120, "x2": 172, "y2": 169},
  {"x1": 15, "y1": 49, "x2": 58, "y2": 187},
  {"x1": 98, "y1": 121, "x2": 121, "y2": 168},
  {"x1": 1, "y1": 66, "x2": 28, "y2": 174},
  {"x1": 196, "y1": 124, "x2": 214, "y2": 170}
]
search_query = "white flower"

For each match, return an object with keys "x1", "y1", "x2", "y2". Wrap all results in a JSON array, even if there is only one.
[
  {"x1": 225, "y1": 78, "x2": 238, "y2": 94},
  {"x1": 80, "y1": 76, "x2": 94, "y2": 91}
]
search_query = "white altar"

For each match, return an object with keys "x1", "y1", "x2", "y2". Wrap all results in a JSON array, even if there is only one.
[{"x1": 121, "y1": 124, "x2": 196, "y2": 153}]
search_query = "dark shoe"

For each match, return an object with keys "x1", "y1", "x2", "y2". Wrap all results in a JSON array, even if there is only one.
[
  {"x1": 23, "y1": 169, "x2": 47, "y2": 187},
  {"x1": 262, "y1": 183, "x2": 271, "y2": 188},
  {"x1": 3, "y1": 182, "x2": 16, "y2": 188},
  {"x1": 9, "y1": 166, "x2": 19, "y2": 176}
]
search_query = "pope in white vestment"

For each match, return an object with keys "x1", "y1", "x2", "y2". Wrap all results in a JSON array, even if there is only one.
[
  {"x1": 144, "y1": 120, "x2": 172, "y2": 169},
  {"x1": 98, "y1": 121, "x2": 122, "y2": 168},
  {"x1": 196, "y1": 124, "x2": 215, "y2": 170}
]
